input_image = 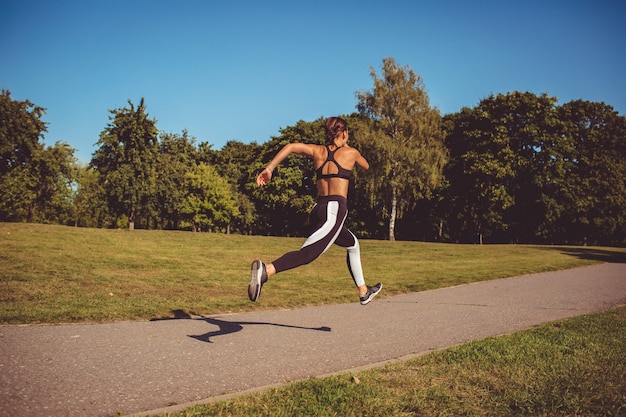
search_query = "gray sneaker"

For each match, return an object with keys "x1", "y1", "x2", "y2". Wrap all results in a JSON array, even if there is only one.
[
  {"x1": 360, "y1": 282, "x2": 382, "y2": 305},
  {"x1": 248, "y1": 260, "x2": 268, "y2": 302}
]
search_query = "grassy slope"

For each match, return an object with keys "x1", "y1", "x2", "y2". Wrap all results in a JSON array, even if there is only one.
[{"x1": 1, "y1": 222, "x2": 624, "y2": 324}]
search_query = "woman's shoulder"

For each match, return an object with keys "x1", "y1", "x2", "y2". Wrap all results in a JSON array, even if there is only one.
[
  {"x1": 297, "y1": 142, "x2": 325, "y2": 150},
  {"x1": 308, "y1": 143, "x2": 328, "y2": 155},
  {"x1": 338, "y1": 145, "x2": 362, "y2": 157}
]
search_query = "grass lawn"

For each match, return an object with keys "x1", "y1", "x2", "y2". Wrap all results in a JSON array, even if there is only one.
[{"x1": 1, "y1": 222, "x2": 624, "y2": 324}]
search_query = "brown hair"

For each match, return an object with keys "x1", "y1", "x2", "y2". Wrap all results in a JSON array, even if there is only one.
[{"x1": 324, "y1": 117, "x2": 348, "y2": 144}]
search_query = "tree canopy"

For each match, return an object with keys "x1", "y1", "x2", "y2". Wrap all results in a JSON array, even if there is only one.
[{"x1": 1, "y1": 60, "x2": 624, "y2": 246}]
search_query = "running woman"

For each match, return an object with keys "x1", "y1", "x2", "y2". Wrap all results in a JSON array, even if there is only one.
[{"x1": 248, "y1": 116, "x2": 382, "y2": 305}]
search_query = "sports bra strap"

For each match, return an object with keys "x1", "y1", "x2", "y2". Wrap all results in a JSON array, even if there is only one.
[{"x1": 315, "y1": 145, "x2": 352, "y2": 181}]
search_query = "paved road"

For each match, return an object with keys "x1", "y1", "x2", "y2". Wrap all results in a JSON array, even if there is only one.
[{"x1": 1, "y1": 263, "x2": 625, "y2": 417}]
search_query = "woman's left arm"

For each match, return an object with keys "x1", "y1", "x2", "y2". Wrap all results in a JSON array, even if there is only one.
[{"x1": 256, "y1": 143, "x2": 316, "y2": 186}]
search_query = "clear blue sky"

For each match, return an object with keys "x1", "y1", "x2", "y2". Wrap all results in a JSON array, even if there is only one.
[{"x1": 2, "y1": 0, "x2": 625, "y2": 162}]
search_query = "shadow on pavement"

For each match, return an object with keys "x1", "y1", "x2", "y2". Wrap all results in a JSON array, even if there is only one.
[
  {"x1": 151, "y1": 310, "x2": 331, "y2": 343},
  {"x1": 536, "y1": 246, "x2": 626, "y2": 263}
]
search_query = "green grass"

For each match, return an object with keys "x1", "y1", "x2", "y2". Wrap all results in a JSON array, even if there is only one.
[
  {"x1": 1, "y1": 222, "x2": 624, "y2": 324},
  {"x1": 165, "y1": 305, "x2": 626, "y2": 417}
]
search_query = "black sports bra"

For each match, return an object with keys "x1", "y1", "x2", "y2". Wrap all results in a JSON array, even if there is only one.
[{"x1": 315, "y1": 145, "x2": 352, "y2": 181}]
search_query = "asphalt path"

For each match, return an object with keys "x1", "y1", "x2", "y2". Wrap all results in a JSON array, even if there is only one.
[{"x1": 1, "y1": 263, "x2": 625, "y2": 417}]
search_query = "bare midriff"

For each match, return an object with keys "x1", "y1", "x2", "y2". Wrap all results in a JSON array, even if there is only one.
[{"x1": 316, "y1": 177, "x2": 349, "y2": 198}]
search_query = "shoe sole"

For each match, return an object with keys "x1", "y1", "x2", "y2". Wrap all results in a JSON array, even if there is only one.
[
  {"x1": 248, "y1": 260, "x2": 263, "y2": 302},
  {"x1": 360, "y1": 283, "x2": 383, "y2": 305}
]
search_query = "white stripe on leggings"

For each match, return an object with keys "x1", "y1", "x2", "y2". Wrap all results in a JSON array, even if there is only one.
[{"x1": 300, "y1": 201, "x2": 346, "y2": 255}]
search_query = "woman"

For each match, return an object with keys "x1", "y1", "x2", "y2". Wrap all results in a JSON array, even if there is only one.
[{"x1": 248, "y1": 116, "x2": 382, "y2": 305}]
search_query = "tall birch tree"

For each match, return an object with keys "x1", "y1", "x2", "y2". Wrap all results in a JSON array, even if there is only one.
[{"x1": 356, "y1": 57, "x2": 447, "y2": 240}]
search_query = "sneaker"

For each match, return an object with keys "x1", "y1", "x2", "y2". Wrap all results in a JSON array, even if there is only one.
[
  {"x1": 248, "y1": 260, "x2": 268, "y2": 302},
  {"x1": 359, "y1": 282, "x2": 382, "y2": 305}
]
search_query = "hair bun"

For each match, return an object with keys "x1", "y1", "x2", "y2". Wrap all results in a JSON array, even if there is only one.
[{"x1": 324, "y1": 116, "x2": 348, "y2": 143}]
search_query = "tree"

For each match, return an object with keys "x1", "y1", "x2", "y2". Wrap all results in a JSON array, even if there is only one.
[
  {"x1": 73, "y1": 165, "x2": 112, "y2": 228},
  {"x1": 557, "y1": 100, "x2": 626, "y2": 245},
  {"x1": 0, "y1": 90, "x2": 45, "y2": 221},
  {"x1": 0, "y1": 90, "x2": 46, "y2": 175},
  {"x1": 502, "y1": 92, "x2": 565, "y2": 243},
  {"x1": 356, "y1": 57, "x2": 447, "y2": 240},
  {"x1": 440, "y1": 92, "x2": 626, "y2": 245},
  {"x1": 211, "y1": 140, "x2": 261, "y2": 234},
  {"x1": 0, "y1": 90, "x2": 76, "y2": 223},
  {"x1": 181, "y1": 163, "x2": 239, "y2": 232},
  {"x1": 442, "y1": 106, "x2": 516, "y2": 243},
  {"x1": 31, "y1": 141, "x2": 77, "y2": 224},
  {"x1": 442, "y1": 92, "x2": 563, "y2": 244},
  {"x1": 156, "y1": 130, "x2": 198, "y2": 229},
  {"x1": 90, "y1": 98, "x2": 159, "y2": 229}
]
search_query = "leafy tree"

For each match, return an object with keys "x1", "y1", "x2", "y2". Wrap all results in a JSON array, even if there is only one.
[
  {"x1": 0, "y1": 90, "x2": 46, "y2": 175},
  {"x1": 440, "y1": 92, "x2": 626, "y2": 245},
  {"x1": 442, "y1": 106, "x2": 515, "y2": 243},
  {"x1": 32, "y1": 141, "x2": 77, "y2": 224},
  {"x1": 90, "y1": 98, "x2": 159, "y2": 229},
  {"x1": 181, "y1": 163, "x2": 239, "y2": 232},
  {"x1": 0, "y1": 90, "x2": 46, "y2": 221},
  {"x1": 231, "y1": 192, "x2": 257, "y2": 235},
  {"x1": 484, "y1": 91, "x2": 563, "y2": 243},
  {"x1": 211, "y1": 140, "x2": 258, "y2": 184},
  {"x1": 156, "y1": 130, "x2": 198, "y2": 229},
  {"x1": 0, "y1": 90, "x2": 76, "y2": 223},
  {"x1": 195, "y1": 141, "x2": 216, "y2": 165},
  {"x1": 356, "y1": 57, "x2": 447, "y2": 240},
  {"x1": 212, "y1": 140, "x2": 261, "y2": 234},
  {"x1": 0, "y1": 161, "x2": 36, "y2": 221},
  {"x1": 510, "y1": 94, "x2": 560, "y2": 242},
  {"x1": 442, "y1": 92, "x2": 563, "y2": 243},
  {"x1": 558, "y1": 100, "x2": 626, "y2": 245},
  {"x1": 73, "y1": 165, "x2": 112, "y2": 228}
]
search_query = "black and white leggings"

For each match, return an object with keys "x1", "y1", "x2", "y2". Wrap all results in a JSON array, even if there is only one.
[{"x1": 272, "y1": 195, "x2": 366, "y2": 287}]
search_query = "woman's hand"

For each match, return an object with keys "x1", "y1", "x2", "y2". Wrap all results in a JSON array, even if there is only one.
[{"x1": 256, "y1": 167, "x2": 273, "y2": 186}]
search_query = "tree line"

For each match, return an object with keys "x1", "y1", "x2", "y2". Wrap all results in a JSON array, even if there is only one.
[{"x1": 1, "y1": 58, "x2": 624, "y2": 245}]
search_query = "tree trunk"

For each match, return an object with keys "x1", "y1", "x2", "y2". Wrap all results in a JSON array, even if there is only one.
[
  {"x1": 438, "y1": 219, "x2": 443, "y2": 241},
  {"x1": 27, "y1": 202, "x2": 36, "y2": 223},
  {"x1": 389, "y1": 190, "x2": 397, "y2": 241}
]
